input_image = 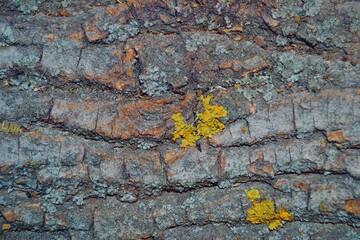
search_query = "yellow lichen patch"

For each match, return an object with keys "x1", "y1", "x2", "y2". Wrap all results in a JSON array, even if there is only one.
[
  {"x1": 319, "y1": 201, "x2": 327, "y2": 214},
  {"x1": 32, "y1": 161, "x2": 42, "y2": 168},
  {"x1": 294, "y1": 15, "x2": 302, "y2": 24},
  {"x1": 0, "y1": 121, "x2": 22, "y2": 133},
  {"x1": 245, "y1": 189, "x2": 261, "y2": 202},
  {"x1": 245, "y1": 189, "x2": 293, "y2": 230},
  {"x1": 2, "y1": 223, "x2": 11, "y2": 230},
  {"x1": 196, "y1": 95, "x2": 228, "y2": 138},
  {"x1": 171, "y1": 95, "x2": 227, "y2": 147},
  {"x1": 171, "y1": 113, "x2": 200, "y2": 147}
]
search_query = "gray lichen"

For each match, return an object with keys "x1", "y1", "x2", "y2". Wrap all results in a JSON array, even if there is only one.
[
  {"x1": 275, "y1": 36, "x2": 289, "y2": 46},
  {"x1": 195, "y1": 16, "x2": 208, "y2": 26},
  {"x1": 218, "y1": 180, "x2": 231, "y2": 189},
  {"x1": 118, "y1": 193, "x2": 137, "y2": 203},
  {"x1": 103, "y1": 21, "x2": 140, "y2": 43},
  {"x1": 349, "y1": 12, "x2": 360, "y2": 35},
  {"x1": 272, "y1": 0, "x2": 324, "y2": 18},
  {"x1": 61, "y1": 0, "x2": 70, "y2": 8},
  {"x1": 139, "y1": 64, "x2": 169, "y2": 96},
  {"x1": 144, "y1": 20, "x2": 154, "y2": 28},
  {"x1": 45, "y1": 188, "x2": 65, "y2": 205},
  {"x1": 2, "y1": 46, "x2": 41, "y2": 69},
  {"x1": 208, "y1": 21, "x2": 221, "y2": 31},
  {"x1": 295, "y1": 15, "x2": 347, "y2": 48},
  {"x1": 0, "y1": 23, "x2": 16, "y2": 47},
  {"x1": 303, "y1": 0, "x2": 324, "y2": 17},
  {"x1": 137, "y1": 139, "x2": 158, "y2": 150},
  {"x1": 185, "y1": 33, "x2": 217, "y2": 52},
  {"x1": 9, "y1": 72, "x2": 48, "y2": 91},
  {"x1": 234, "y1": 75, "x2": 274, "y2": 101},
  {"x1": 215, "y1": 1, "x2": 230, "y2": 14},
  {"x1": 106, "y1": 185, "x2": 118, "y2": 195},
  {"x1": 41, "y1": 202, "x2": 57, "y2": 213},
  {"x1": 73, "y1": 194, "x2": 85, "y2": 206},
  {"x1": 274, "y1": 51, "x2": 305, "y2": 82},
  {"x1": 309, "y1": 18, "x2": 341, "y2": 44},
  {"x1": 271, "y1": 0, "x2": 303, "y2": 19},
  {"x1": 10, "y1": 0, "x2": 45, "y2": 14},
  {"x1": 215, "y1": 45, "x2": 229, "y2": 55},
  {"x1": 0, "y1": 69, "x2": 6, "y2": 79},
  {"x1": 273, "y1": 51, "x2": 331, "y2": 89}
]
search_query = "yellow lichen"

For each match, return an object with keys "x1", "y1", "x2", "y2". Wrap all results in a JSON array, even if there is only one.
[
  {"x1": 0, "y1": 120, "x2": 22, "y2": 133},
  {"x1": 2, "y1": 223, "x2": 11, "y2": 230},
  {"x1": 196, "y1": 95, "x2": 228, "y2": 138},
  {"x1": 294, "y1": 15, "x2": 302, "y2": 24},
  {"x1": 171, "y1": 95, "x2": 227, "y2": 147},
  {"x1": 32, "y1": 161, "x2": 42, "y2": 168},
  {"x1": 245, "y1": 189, "x2": 293, "y2": 230},
  {"x1": 171, "y1": 113, "x2": 200, "y2": 147},
  {"x1": 245, "y1": 189, "x2": 261, "y2": 202}
]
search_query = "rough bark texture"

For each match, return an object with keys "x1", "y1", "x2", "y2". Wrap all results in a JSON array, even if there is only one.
[{"x1": 0, "y1": 0, "x2": 359, "y2": 239}]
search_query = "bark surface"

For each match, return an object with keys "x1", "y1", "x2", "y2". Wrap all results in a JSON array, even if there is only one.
[{"x1": 0, "y1": 0, "x2": 359, "y2": 239}]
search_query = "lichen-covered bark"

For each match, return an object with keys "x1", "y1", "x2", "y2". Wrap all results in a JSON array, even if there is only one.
[{"x1": 0, "y1": 0, "x2": 359, "y2": 239}]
